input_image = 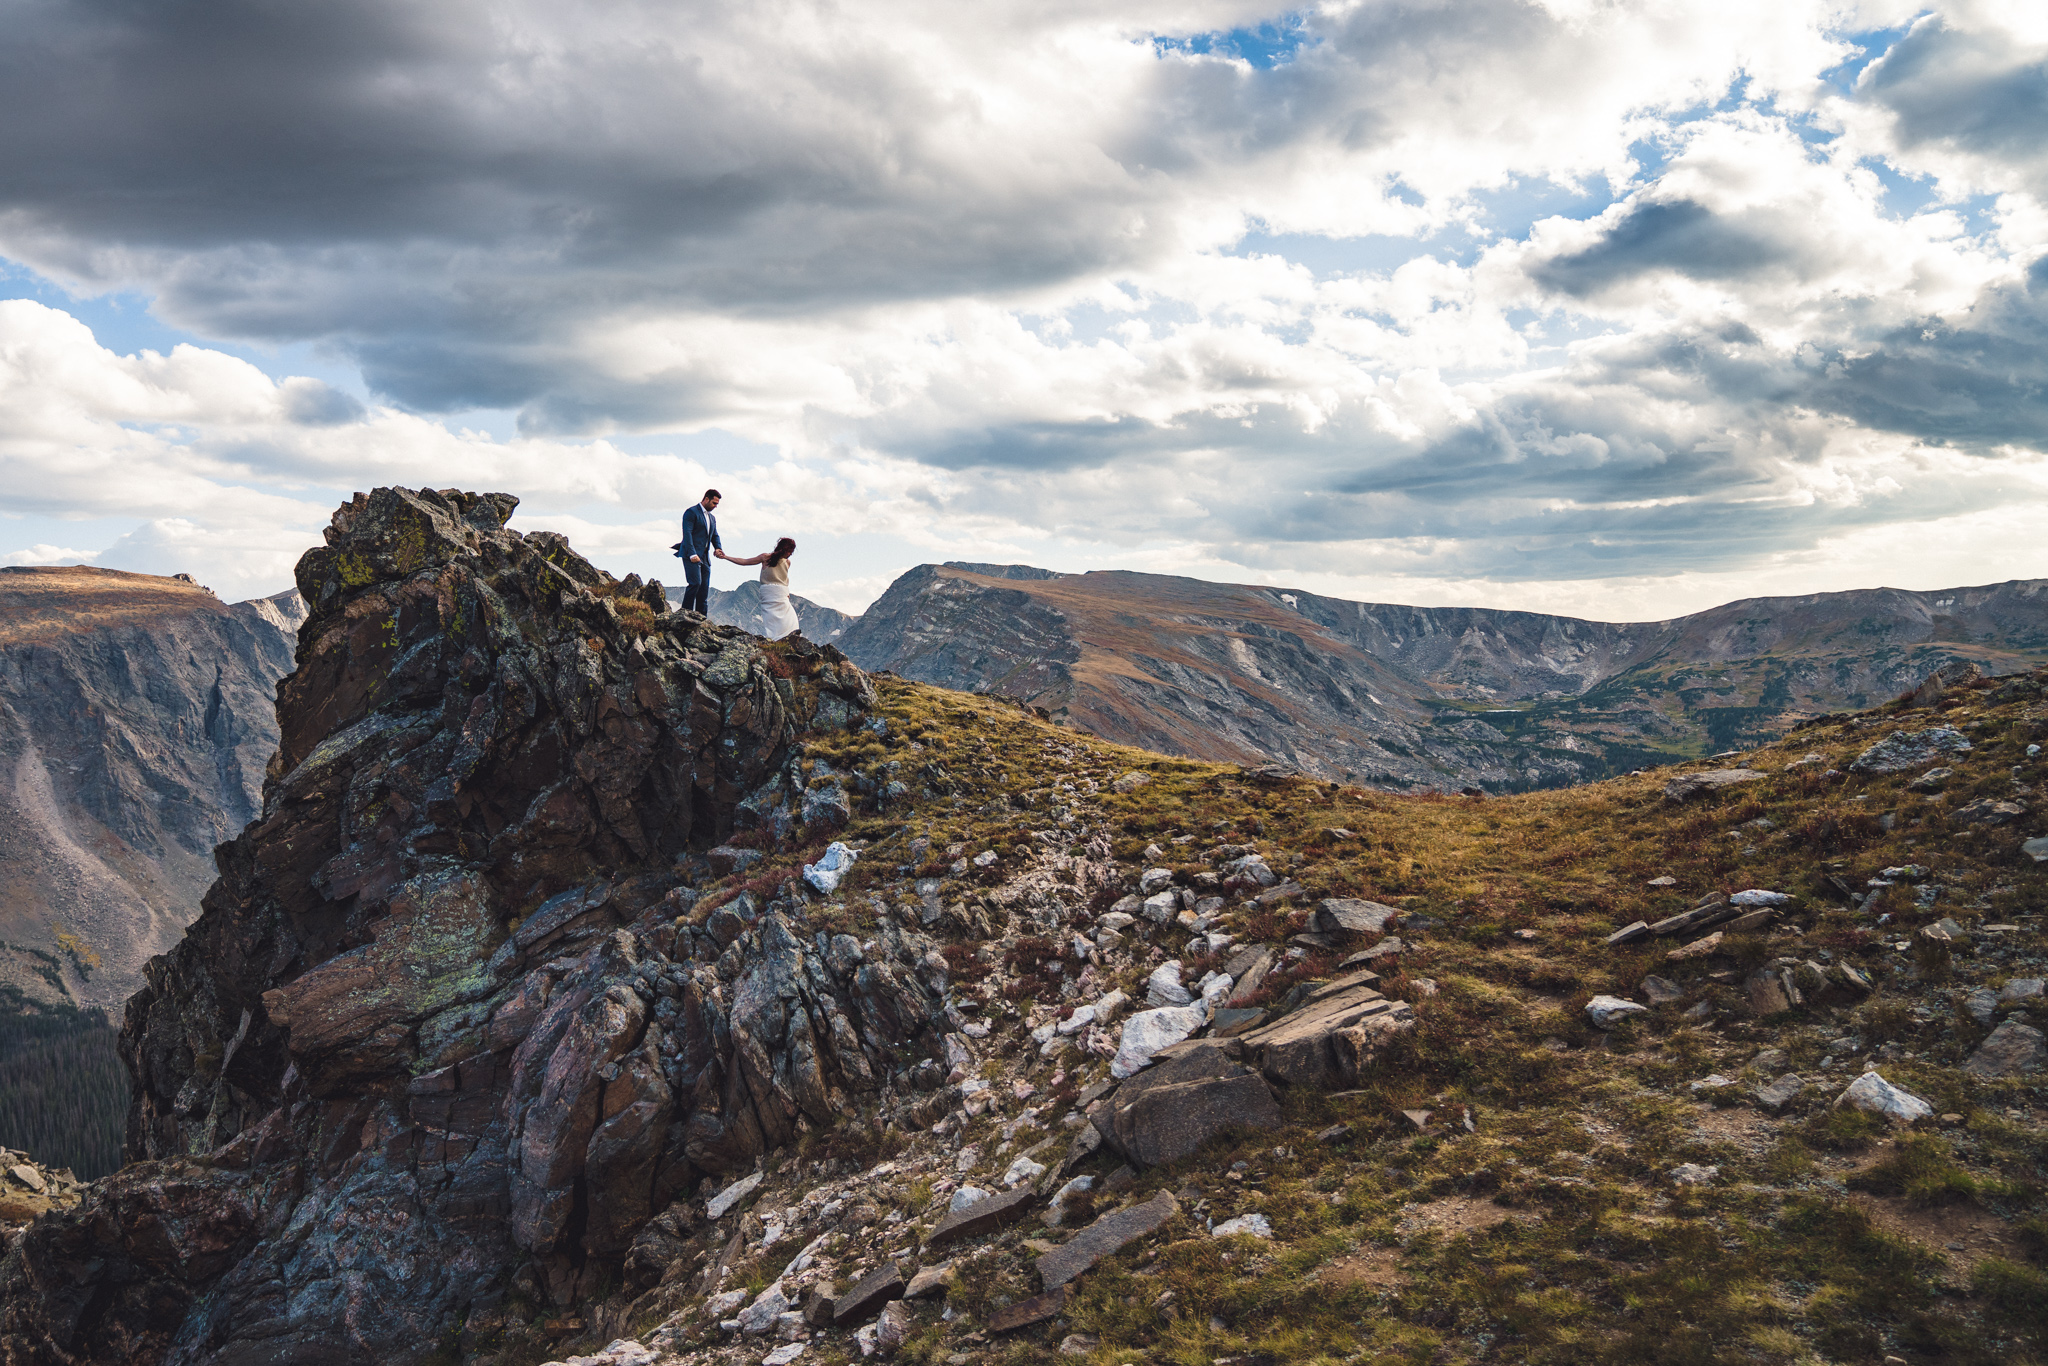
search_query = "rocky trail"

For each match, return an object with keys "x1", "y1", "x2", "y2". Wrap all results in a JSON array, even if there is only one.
[{"x1": 0, "y1": 489, "x2": 2043, "y2": 1366}]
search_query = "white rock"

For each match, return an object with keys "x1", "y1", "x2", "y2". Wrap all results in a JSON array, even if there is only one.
[
  {"x1": 1098, "y1": 911, "x2": 1136, "y2": 932},
  {"x1": 784, "y1": 1231, "x2": 832, "y2": 1276},
  {"x1": 537, "y1": 1340, "x2": 664, "y2": 1366},
  {"x1": 1585, "y1": 995, "x2": 1648, "y2": 1028},
  {"x1": 2003, "y1": 978, "x2": 2046, "y2": 1002},
  {"x1": 1146, "y1": 961, "x2": 1191, "y2": 1006},
  {"x1": 1211, "y1": 1213, "x2": 1273, "y2": 1238},
  {"x1": 707, "y1": 1171, "x2": 764, "y2": 1219},
  {"x1": 1834, "y1": 1070, "x2": 1933, "y2": 1125},
  {"x1": 1002, "y1": 1154, "x2": 1046, "y2": 1187},
  {"x1": 1110, "y1": 1004, "x2": 1206, "y2": 1078},
  {"x1": 1045, "y1": 1175, "x2": 1095, "y2": 1226},
  {"x1": 707, "y1": 1289, "x2": 749, "y2": 1318},
  {"x1": 1056, "y1": 1005, "x2": 1097, "y2": 1035},
  {"x1": 1729, "y1": 889, "x2": 1793, "y2": 907},
  {"x1": 1140, "y1": 867, "x2": 1176, "y2": 894},
  {"x1": 762, "y1": 1345, "x2": 808, "y2": 1366},
  {"x1": 1687, "y1": 1075, "x2": 1735, "y2": 1092},
  {"x1": 737, "y1": 1283, "x2": 791, "y2": 1336},
  {"x1": 972, "y1": 849, "x2": 999, "y2": 867},
  {"x1": 949, "y1": 1185, "x2": 989, "y2": 1212},
  {"x1": 801, "y1": 841, "x2": 859, "y2": 894},
  {"x1": 1030, "y1": 1022, "x2": 1057, "y2": 1045},
  {"x1": 1670, "y1": 1164, "x2": 1718, "y2": 1186},
  {"x1": 1200, "y1": 973, "x2": 1235, "y2": 1006},
  {"x1": 1141, "y1": 892, "x2": 1179, "y2": 924},
  {"x1": 2025, "y1": 836, "x2": 2048, "y2": 863}
]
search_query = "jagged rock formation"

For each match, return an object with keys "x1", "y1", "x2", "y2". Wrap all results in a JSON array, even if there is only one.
[
  {"x1": 673, "y1": 582, "x2": 854, "y2": 645},
  {"x1": 0, "y1": 489, "x2": 916, "y2": 1364},
  {"x1": 0, "y1": 568, "x2": 303, "y2": 1011},
  {"x1": 840, "y1": 566, "x2": 2048, "y2": 789}
]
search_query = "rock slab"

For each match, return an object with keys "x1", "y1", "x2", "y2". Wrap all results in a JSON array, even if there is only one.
[
  {"x1": 1963, "y1": 1021, "x2": 2046, "y2": 1077},
  {"x1": 1035, "y1": 1192, "x2": 1179, "y2": 1290},
  {"x1": 925, "y1": 1186, "x2": 1036, "y2": 1251}
]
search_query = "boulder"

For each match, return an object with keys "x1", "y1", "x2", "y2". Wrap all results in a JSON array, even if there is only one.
[
  {"x1": 925, "y1": 1186, "x2": 1035, "y2": 1251},
  {"x1": 1954, "y1": 798, "x2": 2026, "y2": 827},
  {"x1": 1238, "y1": 980, "x2": 1414, "y2": 1089},
  {"x1": 832, "y1": 1264, "x2": 907, "y2": 1326},
  {"x1": 1145, "y1": 961, "x2": 1191, "y2": 1007},
  {"x1": 1754, "y1": 1074, "x2": 1804, "y2": 1112},
  {"x1": 2002, "y1": 978, "x2": 2045, "y2": 1003},
  {"x1": 1963, "y1": 1021, "x2": 2046, "y2": 1077},
  {"x1": 989, "y1": 1285, "x2": 1068, "y2": 1333},
  {"x1": 1036, "y1": 1191, "x2": 1179, "y2": 1290},
  {"x1": 1585, "y1": 995, "x2": 1647, "y2": 1028},
  {"x1": 1834, "y1": 1071, "x2": 1933, "y2": 1125},
  {"x1": 1109, "y1": 1005, "x2": 1207, "y2": 1079},
  {"x1": 1310, "y1": 898, "x2": 1402, "y2": 939},
  {"x1": 1210, "y1": 1212, "x2": 1273, "y2": 1238},
  {"x1": 1848, "y1": 728, "x2": 1971, "y2": 775},
  {"x1": 1910, "y1": 660, "x2": 1982, "y2": 708},
  {"x1": 1093, "y1": 1041, "x2": 1281, "y2": 1167},
  {"x1": 875, "y1": 1300, "x2": 913, "y2": 1355},
  {"x1": 1663, "y1": 769, "x2": 1766, "y2": 801},
  {"x1": 1639, "y1": 975, "x2": 1685, "y2": 1005},
  {"x1": 904, "y1": 1262, "x2": 952, "y2": 1299},
  {"x1": 1745, "y1": 965, "x2": 1804, "y2": 1015}
]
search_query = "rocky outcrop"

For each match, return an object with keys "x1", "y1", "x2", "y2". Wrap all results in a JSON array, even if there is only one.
[
  {"x1": 679, "y1": 581, "x2": 856, "y2": 645},
  {"x1": 0, "y1": 569, "x2": 302, "y2": 1011},
  {"x1": 0, "y1": 488, "x2": 927, "y2": 1365}
]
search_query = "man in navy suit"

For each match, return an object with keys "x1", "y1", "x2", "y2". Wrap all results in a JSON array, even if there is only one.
[{"x1": 675, "y1": 488, "x2": 723, "y2": 614}]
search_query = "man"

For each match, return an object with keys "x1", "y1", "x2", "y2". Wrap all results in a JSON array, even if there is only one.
[{"x1": 675, "y1": 488, "x2": 723, "y2": 614}]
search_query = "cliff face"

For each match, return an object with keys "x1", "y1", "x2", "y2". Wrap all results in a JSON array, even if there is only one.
[
  {"x1": 0, "y1": 568, "x2": 302, "y2": 1011},
  {"x1": 0, "y1": 489, "x2": 920, "y2": 1364},
  {"x1": 840, "y1": 567, "x2": 2048, "y2": 788}
]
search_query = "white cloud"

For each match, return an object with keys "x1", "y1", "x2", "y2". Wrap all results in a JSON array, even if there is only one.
[{"x1": 0, "y1": 2, "x2": 2043, "y2": 616}]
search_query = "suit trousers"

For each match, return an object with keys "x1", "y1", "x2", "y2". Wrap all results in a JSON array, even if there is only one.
[{"x1": 679, "y1": 557, "x2": 711, "y2": 613}]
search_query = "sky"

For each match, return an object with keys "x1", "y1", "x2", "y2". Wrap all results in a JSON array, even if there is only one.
[{"x1": 2, "y1": 0, "x2": 2045, "y2": 621}]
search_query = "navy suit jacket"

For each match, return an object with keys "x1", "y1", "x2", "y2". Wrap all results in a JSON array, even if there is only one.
[{"x1": 678, "y1": 503, "x2": 722, "y2": 559}]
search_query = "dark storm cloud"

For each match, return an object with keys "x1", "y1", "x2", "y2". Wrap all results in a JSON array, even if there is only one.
[
  {"x1": 1858, "y1": 15, "x2": 2048, "y2": 167},
  {"x1": 1528, "y1": 199, "x2": 1802, "y2": 298}
]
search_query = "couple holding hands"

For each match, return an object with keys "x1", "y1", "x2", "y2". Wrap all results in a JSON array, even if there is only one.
[{"x1": 673, "y1": 488, "x2": 802, "y2": 639}]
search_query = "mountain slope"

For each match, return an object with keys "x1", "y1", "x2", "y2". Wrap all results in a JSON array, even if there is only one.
[
  {"x1": 0, "y1": 568, "x2": 303, "y2": 1012},
  {"x1": 841, "y1": 566, "x2": 2048, "y2": 789}
]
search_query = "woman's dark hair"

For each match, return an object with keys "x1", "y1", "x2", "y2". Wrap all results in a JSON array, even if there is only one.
[{"x1": 769, "y1": 537, "x2": 796, "y2": 566}]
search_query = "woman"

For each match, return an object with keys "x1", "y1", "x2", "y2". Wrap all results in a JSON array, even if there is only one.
[{"x1": 717, "y1": 536, "x2": 801, "y2": 639}]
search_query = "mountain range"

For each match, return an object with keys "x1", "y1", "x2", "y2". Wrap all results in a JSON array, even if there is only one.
[{"x1": 835, "y1": 564, "x2": 2048, "y2": 789}]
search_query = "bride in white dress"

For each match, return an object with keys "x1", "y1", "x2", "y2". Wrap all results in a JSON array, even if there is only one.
[{"x1": 717, "y1": 537, "x2": 801, "y2": 639}]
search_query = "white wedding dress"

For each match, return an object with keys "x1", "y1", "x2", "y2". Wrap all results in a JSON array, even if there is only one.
[{"x1": 756, "y1": 560, "x2": 801, "y2": 639}]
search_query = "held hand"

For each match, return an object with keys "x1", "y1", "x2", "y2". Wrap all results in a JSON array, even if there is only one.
[{"x1": 714, "y1": 549, "x2": 728, "y2": 560}]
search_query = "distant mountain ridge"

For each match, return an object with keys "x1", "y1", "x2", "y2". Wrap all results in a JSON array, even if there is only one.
[
  {"x1": 837, "y1": 566, "x2": 2047, "y2": 788},
  {"x1": 0, "y1": 567, "x2": 303, "y2": 1012}
]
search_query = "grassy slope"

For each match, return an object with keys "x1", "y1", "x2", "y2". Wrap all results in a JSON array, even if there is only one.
[{"x1": 630, "y1": 668, "x2": 2048, "y2": 1366}]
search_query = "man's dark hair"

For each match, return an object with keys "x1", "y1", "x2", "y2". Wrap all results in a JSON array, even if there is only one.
[{"x1": 703, "y1": 488, "x2": 721, "y2": 501}]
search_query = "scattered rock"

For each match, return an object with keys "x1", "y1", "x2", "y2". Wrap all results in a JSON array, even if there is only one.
[
  {"x1": 1057, "y1": 1334, "x2": 1101, "y2": 1356},
  {"x1": 1146, "y1": 961, "x2": 1192, "y2": 1007},
  {"x1": 904, "y1": 1261, "x2": 952, "y2": 1299},
  {"x1": 1670, "y1": 1164, "x2": 1718, "y2": 1186},
  {"x1": 1755, "y1": 1074, "x2": 1804, "y2": 1112},
  {"x1": 1585, "y1": 995, "x2": 1648, "y2": 1028},
  {"x1": 1834, "y1": 1071, "x2": 1933, "y2": 1125},
  {"x1": 948, "y1": 1186, "x2": 988, "y2": 1213},
  {"x1": 1606, "y1": 920, "x2": 1651, "y2": 946},
  {"x1": 1664, "y1": 769, "x2": 1766, "y2": 802},
  {"x1": 1907, "y1": 767, "x2": 1953, "y2": 793},
  {"x1": 709, "y1": 1172, "x2": 765, "y2": 1219},
  {"x1": 1036, "y1": 1192, "x2": 1179, "y2": 1290},
  {"x1": 988, "y1": 1284, "x2": 1068, "y2": 1333},
  {"x1": 1110, "y1": 1004, "x2": 1208, "y2": 1078},
  {"x1": 2023, "y1": 835, "x2": 2048, "y2": 862},
  {"x1": 1963, "y1": 988, "x2": 1999, "y2": 1026},
  {"x1": 1639, "y1": 975, "x2": 1685, "y2": 1005},
  {"x1": 1111, "y1": 771, "x2": 1151, "y2": 793},
  {"x1": 1647, "y1": 875, "x2": 1677, "y2": 887},
  {"x1": 1211, "y1": 1212, "x2": 1273, "y2": 1238},
  {"x1": 1910, "y1": 660, "x2": 1983, "y2": 708},
  {"x1": 1745, "y1": 965, "x2": 1804, "y2": 1015},
  {"x1": 1848, "y1": 728, "x2": 1971, "y2": 775},
  {"x1": 2002, "y1": 979, "x2": 2045, "y2": 1003},
  {"x1": 874, "y1": 1301, "x2": 913, "y2": 1356},
  {"x1": 1954, "y1": 798, "x2": 2026, "y2": 827},
  {"x1": 1002, "y1": 1155, "x2": 1046, "y2": 1187},
  {"x1": 738, "y1": 1282, "x2": 792, "y2": 1335},
  {"x1": 802, "y1": 841, "x2": 859, "y2": 894},
  {"x1": 833, "y1": 1264, "x2": 907, "y2": 1326},
  {"x1": 763, "y1": 1343, "x2": 807, "y2": 1366},
  {"x1": 1729, "y1": 889, "x2": 1793, "y2": 908},
  {"x1": 926, "y1": 1186, "x2": 1036, "y2": 1251},
  {"x1": 1310, "y1": 898, "x2": 1402, "y2": 939},
  {"x1": 1963, "y1": 1021, "x2": 2046, "y2": 1077},
  {"x1": 1665, "y1": 934, "x2": 1723, "y2": 962}
]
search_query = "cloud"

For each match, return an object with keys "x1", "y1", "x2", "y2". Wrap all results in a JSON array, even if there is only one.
[
  {"x1": 2, "y1": 543, "x2": 96, "y2": 567},
  {"x1": 0, "y1": 2, "x2": 2045, "y2": 615}
]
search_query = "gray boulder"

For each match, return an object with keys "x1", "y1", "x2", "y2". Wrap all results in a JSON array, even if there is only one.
[
  {"x1": 1237, "y1": 973, "x2": 1414, "y2": 1089},
  {"x1": 1964, "y1": 1021, "x2": 2046, "y2": 1077},
  {"x1": 1848, "y1": 728, "x2": 1971, "y2": 774},
  {"x1": 1310, "y1": 898, "x2": 1402, "y2": 939},
  {"x1": 1093, "y1": 1040, "x2": 1281, "y2": 1167}
]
